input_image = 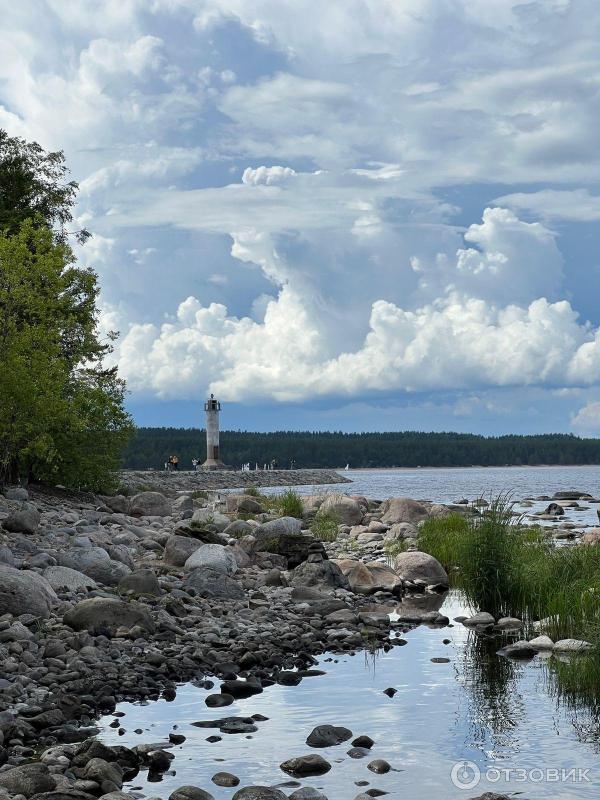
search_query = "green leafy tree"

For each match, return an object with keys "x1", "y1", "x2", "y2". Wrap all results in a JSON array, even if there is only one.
[{"x1": 0, "y1": 131, "x2": 132, "y2": 491}]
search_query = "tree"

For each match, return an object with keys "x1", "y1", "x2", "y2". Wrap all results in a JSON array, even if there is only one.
[{"x1": 0, "y1": 131, "x2": 132, "y2": 491}]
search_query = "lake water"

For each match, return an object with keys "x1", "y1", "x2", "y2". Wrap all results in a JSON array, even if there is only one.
[
  {"x1": 269, "y1": 465, "x2": 600, "y2": 503},
  {"x1": 97, "y1": 467, "x2": 600, "y2": 798},
  {"x1": 99, "y1": 591, "x2": 600, "y2": 799}
]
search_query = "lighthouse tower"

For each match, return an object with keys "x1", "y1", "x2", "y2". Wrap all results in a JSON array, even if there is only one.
[{"x1": 202, "y1": 394, "x2": 227, "y2": 470}]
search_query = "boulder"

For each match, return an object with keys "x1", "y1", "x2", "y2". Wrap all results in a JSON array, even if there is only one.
[
  {"x1": 63, "y1": 597, "x2": 154, "y2": 635},
  {"x1": 289, "y1": 552, "x2": 348, "y2": 591},
  {"x1": 223, "y1": 520, "x2": 254, "y2": 539},
  {"x1": 280, "y1": 754, "x2": 331, "y2": 777},
  {"x1": 118, "y1": 569, "x2": 161, "y2": 597},
  {"x1": 172, "y1": 495, "x2": 194, "y2": 514},
  {"x1": 381, "y1": 497, "x2": 430, "y2": 525},
  {"x1": 393, "y1": 550, "x2": 448, "y2": 587},
  {"x1": 232, "y1": 789, "x2": 288, "y2": 800},
  {"x1": 334, "y1": 559, "x2": 402, "y2": 595},
  {"x1": 2, "y1": 502, "x2": 41, "y2": 534},
  {"x1": 581, "y1": 529, "x2": 600, "y2": 545},
  {"x1": 255, "y1": 517, "x2": 302, "y2": 537},
  {"x1": 463, "y1": 612, "x2": 495, "y2": 627},
  {"x1": 4, "y1": 487, "x2": 29, "y2": 501},
  {"x1": 553, "y1": 639, "x2": 593, "y2": 653},
  {"x1": 129, "y1": 492, "x2": 171, "y2": 517},
  {"x1": 0, "y1": 565, "x2": 57, "y2": 618},
  {"x1": 528, "y1": 635, "x2": 554, "y2": 651},
  {"x1": 100, "y1": 495, "x2": 130, "y2": 514},
  {"x1": 0, "y1": 763, "x2": 55, "y2": 797},
  {"x1": 84, "y1": 558, "x2": 131, "y2": 587},
  {"x1": 306, "y1": 724, "x2": 352, "y2": 748},
  {"x1": 226, "y1": 495, "x2": 264, "y2": 514},
  {"x1": 164, "y1": 534, "x2": 203, "y2": 566},
  {"x1": 191, "y1": 509, "x2": 231, "y2": 531},
  {"x1": 317, "y1": 494, "x2": 363, "y2": 526},
  {"x1": 185, "y1": 567, "x2": 245, "y2": 601},
  {"x1": 43, "y1": 566, "x2": 97, "y2": 593},
  {"x1": 385, "y1": 522, "x2": 418, "y2": 541},
  {"x1": 184, "y1": 544, "x2": 237, "y2": 575},
  {"x1": 255, "y1": 532, "x2": 316, "y2": 569},
  {"x1": 170, "y1": 788, "x2": 215, "y2": 800}
]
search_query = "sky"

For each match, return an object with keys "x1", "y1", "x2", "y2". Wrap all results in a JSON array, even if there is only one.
[{"x1": 3, "y1": 0, "x2": 600, "y2": 434}]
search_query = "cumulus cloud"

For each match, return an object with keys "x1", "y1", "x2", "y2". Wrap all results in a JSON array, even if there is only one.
[
  {"x1": 571, "y1": 401, "x2": 600, "y2": 433},
  {"x1": 4, "y1": 0, "x2": 600, "y2": 424}
]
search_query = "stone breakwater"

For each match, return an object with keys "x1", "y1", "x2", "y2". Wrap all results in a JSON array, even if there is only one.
[
  {"x1": 0, "y1": 484, "x2": 467, "y2": 800},
  {"x1": 119, "y1": 468, "x2": 351, "y2": 494}
]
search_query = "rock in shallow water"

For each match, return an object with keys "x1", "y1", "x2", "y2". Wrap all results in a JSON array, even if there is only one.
[
  {"x1": 280, "y1": 754, "x2": 332, "y2": 777},
  {"x1": 306, "y1": 724, "x2": 352, "y2": 747},
  {"x1": 232, "y1": 788, "x2": 288, "y2": 800}
]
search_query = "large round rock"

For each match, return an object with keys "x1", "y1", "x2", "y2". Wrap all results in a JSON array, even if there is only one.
[
  {"x1": 2, "y1": 502, "x2": 41, "y2": 534},
  {"x1": 43, "y1": 565, "x2": 97, "y2": 592},
  {"x1": 0, "y1": 565, "x2": 57, "y2": 618},
  {"x1": 130, "y1": 491, "x2": 172, "y2": 517},
  {"x1": 381, "y1": 497, "x2": 430, "y2": 524},
  {"x1": 232, "y1": 788, "x2": 288, "y2": 799},
  {"x1": 185, "y1": 567, "x2": 245, "y2": 600},
  {"x1": 0, "y1": 763, "x2": 55, "y2": 797},
  {"x1": 393, "y1": 550, "x2": 448, "y2": 587},
  {"x1": 164, "y1": 534, "x2": 203, "y2": 567},
  {"x1": 317, "y1": 493, "x2": 363, "y2": 526},
  {"x1": 169, "y1": 787, "x2": 215, "y2": 800},
  {"x1": 184, "y1": 544, "x2": 237, "y2": 575},
  {"x1": 63, "y1": 597, "x2": 155, "y2": 634}
]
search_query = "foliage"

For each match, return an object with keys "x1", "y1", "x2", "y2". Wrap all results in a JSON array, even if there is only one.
[
  {"x1": 383, "y1": 536, "x2": 409, "y2": 567},
  {"x1": 277, "y1": 489, "x2": 304, "y2": 518},
  {"x1": 310, "y1": 512, "x2": 339, "y2": 542},
  {"x1": 0, "y1": 130, "x2": 132, "y2": 490},
  {"x1": 121, "y1": 427, "x2": 600, "y2": 470},
  {"x1": 419, "y1": 498, "x2": 600, "y2": 641}
]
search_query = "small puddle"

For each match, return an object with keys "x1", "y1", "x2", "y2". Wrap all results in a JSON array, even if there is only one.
[{"x1": 98, "y1": 590, "x2": 600, "y2": 798}]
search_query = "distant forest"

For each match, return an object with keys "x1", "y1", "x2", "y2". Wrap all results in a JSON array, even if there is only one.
[{"x1": 122, "y1": 429, "x2": 600, "y2": 470}]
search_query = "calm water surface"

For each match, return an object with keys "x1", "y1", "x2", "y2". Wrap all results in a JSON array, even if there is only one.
[
  {"x1": 98, "y1": 468, "x2": 600, "y2": 797},
  {"x1": 270, "y1": 465, "x2": 600, "y2": 502},
  {"x1": 99, "y1": 591, "x2": 600, "y2": 799}
]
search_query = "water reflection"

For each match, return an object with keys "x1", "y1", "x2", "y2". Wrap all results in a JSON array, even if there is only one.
[{"x1": 98, "y1": 590, "x2": 600, "y2": 799}]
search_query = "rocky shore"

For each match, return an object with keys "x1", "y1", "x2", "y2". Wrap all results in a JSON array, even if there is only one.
[
  {"x1": 0, "y1": 484, "x2": 558, "y2": 800},
  {"x1": 118, "y1": 469, "x2": 350, "y2": 494}
]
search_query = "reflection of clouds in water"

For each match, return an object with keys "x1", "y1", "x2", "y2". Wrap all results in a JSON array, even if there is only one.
[{"x1": 98, "y1": 590, "x2": 600, "y2": 799}]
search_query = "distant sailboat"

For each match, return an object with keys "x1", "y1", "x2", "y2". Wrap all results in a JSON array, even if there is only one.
[{"x1": 344, "y1": 463, "x2": 350, "y2": 471}]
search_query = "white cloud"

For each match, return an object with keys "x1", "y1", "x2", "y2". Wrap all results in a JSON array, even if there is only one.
[
  {"x1": 494, "y1": 189, "x2": 600, "y2": 222},
  {"x1": 571, "y1": 401, "x2": 600, "y2": 433}
]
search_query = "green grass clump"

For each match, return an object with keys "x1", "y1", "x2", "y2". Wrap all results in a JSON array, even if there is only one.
[
  {"x1": 311, "y1": 512, "x2": 339, "y2": 542},
  {"x1": 384, "y1": 537, "x2": 409, "y2": 568},
  {"x1": 244, "y1": 486, "x2": 261, "y2": 497},
  {"x1": 277, "y1": 489, "x2": 304, "y2": 518}
]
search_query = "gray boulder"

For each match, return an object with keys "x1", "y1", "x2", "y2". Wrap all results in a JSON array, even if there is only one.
[
  {"x1": 393, "y1": 550, "x2": 449, "y2": 587},
  {"x1": 3, "y1": 502, "x2": 41, "y2": 534},
  {"x1": 0, "y1": 565, "x2": 57, "y2": 618},
  {"x1": 83, "y1": 558, "x2": 131, "y2": 587},
  {"x1": 130, "y1": 491, "x2": 171, "y2": 517},
  {"x1": 170, "y1": 788, "x2": 215, "y2": 800},
  {"x1": 191, "y1": 509, "x2": 231, "y2": 531},
  {"x1": 4, "y1": 487, "x2": 29, "y2": 501},
  {"x1": 334, "y1": 559, "x2": 402, "y2": 595},
  {"x1": 226, "y1": 495, "x2": 264, "y2": 514},
  {"x1": 381, "y1": 497, "x2": 430, "y2": 525},
  {"x1": 223, "y1": 520, "x2": 254, "y2": 539},
  {"x1": 289, "y1": 552, "x2": 348, "y2": 591},
  {"x1": 63, "y1": 597, "x2": 154, "y2": 634},
  {"x1": 100, "y1": 495, "x2": 130, "y2": 514},
  {"x1": 164, "y1": 534, "x2": 203, "y2": 566},
  {"x1": 255, "y1": 517, "x2": 302, "y2": 537},
  {"x1": 184, "y1": 544, "x2": 237, "y2": 575},
  {"x1": 172, "y1": 495, "x2": 194, "y2": 514},
  {"x1": 118, "y1": 569, "x2": 161, "y2": 596},
  {"x1": 232, "y1": 789, "x2": 288, "y2": 800},
  {"x1": 43, "y1": 565, "x2": 97, "y2": 593},
  {"x1": 0, "y1": 763, "x2": 55, "y2": 797},
  {"x1": 185, "y1": 567, "x2": 245, "y2": 601},
  {"x1": 317, "y1": 494, "x2": 363, "y2": 526}
]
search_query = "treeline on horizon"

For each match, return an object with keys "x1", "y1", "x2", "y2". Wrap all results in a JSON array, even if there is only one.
[{"x1": 122, "y1": 429, "x2": 600, "y2": 470}]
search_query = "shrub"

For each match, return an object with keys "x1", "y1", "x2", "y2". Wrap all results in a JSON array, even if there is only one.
[
  {"x1": 278, "y1": 489, "x2": 304, "y2": 518},
  {"x1": 311, "y1": 512, "x2": 338, "y2": 542}
]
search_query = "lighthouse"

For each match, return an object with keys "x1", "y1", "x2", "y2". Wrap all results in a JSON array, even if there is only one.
[{"x1": 202, "y1": 394, "x2": 227, "y2": 470}]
